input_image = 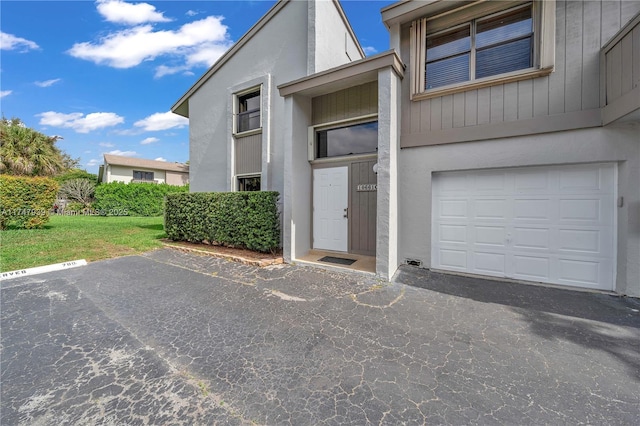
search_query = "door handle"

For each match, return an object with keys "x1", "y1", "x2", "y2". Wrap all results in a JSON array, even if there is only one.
[{"x1": 343, "y1": 208, "x2": 348, "y2": 218}]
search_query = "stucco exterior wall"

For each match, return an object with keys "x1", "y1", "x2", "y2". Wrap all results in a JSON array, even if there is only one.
[
  {"x1": 310, "y1": 0, "x2": 363, "y2": 73},
  {"x1": 107, "y1": 166, "x2": 166, "y2": 184},
  {"x1": 188, "y1": 0, "x2": 310, "y2": 196},
  {"x1": 165, "y1": 171, "x2": 189, "y2": 186},
  {"x1": 397, "y1": 123, "x2": 640, "y2": 296}
]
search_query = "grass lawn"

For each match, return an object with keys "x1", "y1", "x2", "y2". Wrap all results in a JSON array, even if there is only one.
[{"x1": 0, "y1": 215, "x2": 165, "y2": 272}]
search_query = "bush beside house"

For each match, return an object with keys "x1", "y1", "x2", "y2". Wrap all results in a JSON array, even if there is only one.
[
  {"x1": 93, "y1": 182, "x2": 188, "y2": 216},
  {"x1": 165, "y1": 192, "x2": 280, "y2": 253},
  {"x1": 0, "y1": 175, "x2": 58, "y2": 229}
]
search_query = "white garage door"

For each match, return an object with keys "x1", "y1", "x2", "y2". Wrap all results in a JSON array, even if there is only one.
[{"x1": 431, "y1": 163, "x2": 616, "y2": 290}]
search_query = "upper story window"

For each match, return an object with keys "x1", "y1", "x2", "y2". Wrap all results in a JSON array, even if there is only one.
[
  {"x1": 316, "y1": 121, "x2": 378, "y2": 159},
  {"x1": 411, "y1": 0, "x2": 554, "y2": 99},
  {"x1": 426, "y1": 5, "x2": 532, "y2": 89},
  {"x1": 236, "y1": 89, "x2": 261, "y2": 133}
]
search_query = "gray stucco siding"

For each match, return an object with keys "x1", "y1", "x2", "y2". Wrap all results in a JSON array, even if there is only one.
[{"x1": 397, "y1": 124, "x2": 640, "y2": 296}]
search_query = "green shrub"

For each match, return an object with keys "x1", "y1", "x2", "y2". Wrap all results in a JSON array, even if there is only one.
[
  {"x1": 0, "y1": 175, "x2": 58, "y2": 229},
  {"x1": 165, "y1": 191, "x2": 280, "y2": 253},
  {"x1": 93, "y1": 182, "x2": 188, "y2": 216}
]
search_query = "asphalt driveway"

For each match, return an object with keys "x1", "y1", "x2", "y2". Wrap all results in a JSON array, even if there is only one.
[{"x1": 1, "y1": 248, "x2": 639, "y2": 425}]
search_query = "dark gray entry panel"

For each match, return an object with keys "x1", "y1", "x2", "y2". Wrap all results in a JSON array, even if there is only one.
[{"x1": 349, "y1": 159, "x2": 377, "y2": 256}]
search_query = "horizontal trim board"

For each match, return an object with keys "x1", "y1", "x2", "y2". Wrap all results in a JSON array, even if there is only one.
[
  {"x1": 401, "y1": 109, "x2": 602, "y2": 148},
  {"x1": 412, "y1": 67, "x2": 554, "y2": 101},
  {"x1": 603, "y1": 86, "x2": 640, "y2": 125}
]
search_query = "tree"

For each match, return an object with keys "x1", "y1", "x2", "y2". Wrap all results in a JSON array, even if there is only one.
[
  {"x1": 55, "y1": 169, "x2": 98, "y2": 185},
  {"x1": 0, "y1": 117, "x2": 71, "y2": 177},
  {"x1": 59, "y1": 178, "x2": 95, "y2": 207}
]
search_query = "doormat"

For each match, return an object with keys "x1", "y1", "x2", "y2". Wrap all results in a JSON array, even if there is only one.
[{"x1": 318, "y1": 256, "x2": 357, "y2": 266}]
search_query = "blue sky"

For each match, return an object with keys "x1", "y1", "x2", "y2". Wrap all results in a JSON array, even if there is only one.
[{"x1": 1, "y1": 0, "x2": 393, "y2": 174}]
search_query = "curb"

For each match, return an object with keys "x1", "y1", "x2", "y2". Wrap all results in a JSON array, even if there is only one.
[
  {"x1": 162, "y1": 243, "x2": 284, "y2": 267},
  {"x1": 1, "y1": 259, "x2": 87, "y2": 281}
]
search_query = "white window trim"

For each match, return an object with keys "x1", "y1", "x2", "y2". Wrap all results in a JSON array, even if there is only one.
[
  {"x1": 307, "y1": 114, "x2": 378, "y2": 162},
  {"x1": 410, "y1": 0, "x2": 555, "y2": 101}
]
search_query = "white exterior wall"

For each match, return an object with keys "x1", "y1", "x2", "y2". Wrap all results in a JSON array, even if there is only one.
[
  {"x1": 398, "y1": 123, "x2": 640, "y2": 296},
  {"x1": 309, "y1": 0, "x2": 363, "y2": 74},
  {"x1": 107, "y1": 166, "x2": 166, "y2": 184},
  {"x1": 188, "y1": 1, "x2": 310, "y2": 195}
]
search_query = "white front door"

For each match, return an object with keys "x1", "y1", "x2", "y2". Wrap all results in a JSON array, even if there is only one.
[
  {"x1": 431, "y1": 163, "x2": 616, "y2": 291},
  {"x1": 313, "y1": 166, "x2": 348, "y2": 252}
]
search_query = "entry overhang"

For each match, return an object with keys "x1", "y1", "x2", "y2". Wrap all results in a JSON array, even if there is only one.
[{"x1": 278, "y1": 50, "x2": 404, "y2": 98}]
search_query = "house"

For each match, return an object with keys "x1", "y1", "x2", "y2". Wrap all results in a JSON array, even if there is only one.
[
  {"x1": 98, "y1": 154, "x2": 189, "y2": 185},
  {"x1": 172, "y1": 0, "x2": 640, "y2": 297}
]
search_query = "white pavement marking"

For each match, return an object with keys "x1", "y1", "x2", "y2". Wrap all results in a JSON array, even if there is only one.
[{"x1": 1, "y1": 259, "x2": 87, "y2": 281}]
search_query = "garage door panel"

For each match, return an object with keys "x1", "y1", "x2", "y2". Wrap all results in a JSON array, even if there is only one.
[
  {"x1": 513, "y1": 227, "x2": 550, "y2": 250},
  {"x1": 439, "y1": 224, "x2": 467, "y2": 243},
  {"x1": 432, "y1": 163, "x2": 616, "y2": 291},
  {"x1": 439, "y1": 199, "x2": 468, "y2": 218},
  {"x1": 473, "y1": 252, "x2": 506, "y2": 274},
  {"x1": 512, "y1": 255, "x2": 551, "y2": 281},
  {"x1": 513, "y1": 199, "x2": 552, "y2": 221},
  {"x1": 438, "y1": 249, "x2": 468, "y2": 270},
  {"x1": 475, "y1": 226, "x2": 506, "y2": 246},
  {"x1": 474, "y1": 199, "x2": 508, "y2": 219}
]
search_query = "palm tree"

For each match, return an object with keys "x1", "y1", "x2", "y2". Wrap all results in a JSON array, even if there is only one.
[{"x1": 0, "y1": 117, "x2": 68, "y2": 176}]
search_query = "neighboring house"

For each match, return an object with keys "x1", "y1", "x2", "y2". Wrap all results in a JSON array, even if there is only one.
[
  {"x1": 98, "y1": 154, "x2": 189, "y2": 185},
  {"x1": 173, "y1": 0, "x2": 640, "y2": 297}
]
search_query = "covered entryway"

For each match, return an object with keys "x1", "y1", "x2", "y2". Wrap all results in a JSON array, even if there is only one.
[{"x1": 431, "y1": 163, "x2": 616, "y2": 290}]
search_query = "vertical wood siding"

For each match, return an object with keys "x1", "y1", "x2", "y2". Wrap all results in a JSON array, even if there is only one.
[
  {"x1": 605, "y1": 19, "x2": 639, "y2": 103},
  {"x1": 235, "y1": 133, "x2": 262, "y2": 175},
  {"x1": 312, "y1": 81, "x2": 378, "y2": 125},
  {"x1": 404, "y1": 0, "x2": 640, "y2": 135},
  {"x1": 350, "y1": 159, "x2": 377, "y2": 256}
]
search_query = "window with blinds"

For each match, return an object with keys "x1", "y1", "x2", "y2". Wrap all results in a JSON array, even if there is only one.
[
  {"x1": 425, "y1": 4, "x2": 532, "y2": 90},
  {"x1": 410, "y1": 1, "x2": 554, "y2": 98}
]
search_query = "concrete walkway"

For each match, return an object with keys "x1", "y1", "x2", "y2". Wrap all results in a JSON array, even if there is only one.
[{"x1": 1, "y1": 248, "x2": 639, "y2": 424}]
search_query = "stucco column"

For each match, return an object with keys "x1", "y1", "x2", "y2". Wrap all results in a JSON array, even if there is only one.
[
  {"x1": 376, "y1": 67, "x2": 401, "y2": 279},
  {"x1": 282, "y1": 95, "x2": 312, "y2": 263}
]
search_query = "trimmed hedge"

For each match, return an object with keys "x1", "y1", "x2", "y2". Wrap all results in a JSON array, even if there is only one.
[
  {"x1": 165, "y1": 191, "x2": 280, "y2": 253},
  {"x1": 93, "y1": 182, "x2": 188, "y2": 216},
  {"x1": 0, "y1": 175, "x2": 59, "y2": 229}
]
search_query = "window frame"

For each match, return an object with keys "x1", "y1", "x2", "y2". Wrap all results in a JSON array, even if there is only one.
[
  {"x1": 411, "y1": 0, "x2": 555, "y2": 100},
  {"x1": 237, "y1": 174, "x2": 261, "y2": 192},
  {"x1": 307, "y1": 114, "x2": 379, "y2": 163},
  {"x1": 233, "y1": 86, "x2": 262, "y2": 136},
  {"x1": 133, "y1": 170, "x2": 154, "y2": 182}
]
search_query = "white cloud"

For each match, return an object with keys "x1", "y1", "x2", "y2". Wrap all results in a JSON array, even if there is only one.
[
  {"x1": 108, "y1": 150, "x2": 137, "y2": 156},
  {"x1": 38, "y1": 111, "x2": 125, "y2": 133},
  {"x1": 134, "y1": 111, "x2": 188, "y2": 131},
  {"x1": 67, "y1": 15, "x2": 232, "y2": 75},
  {"x1": 0, "y1": 90, "x2": 12, "y2": 98},
  {"x1": 86, "y1": 158, "x2": 102, "y2": 167},
  {"x1": 99, "y1": 142, "x2": 115, "y2": 147},
  {"x1": 0, "y1": 32, "x2": 39, "y2": 51},
  {"x1": 97, "y1": 0, "x2": 170, "y2": 25},
  {"x1": 363, "y1": 46, "x2": 378, "y2": 55},
  {"x1": 186, "y1": 10, "x2": 198, "y2": 17},
  {"x1": 140, "y1": 137, "x2": 159, "y2": 145},
  {"x1": 34, "y1": 78, "x2": 61, "y2": 88},
  {"x1": 154, "y1": 157, "x2": 167, "y2": 162}
]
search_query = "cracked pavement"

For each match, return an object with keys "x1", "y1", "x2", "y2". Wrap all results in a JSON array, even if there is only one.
[{"x1": 2, "y1": 248, "x2": 639, "y2": 424}]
